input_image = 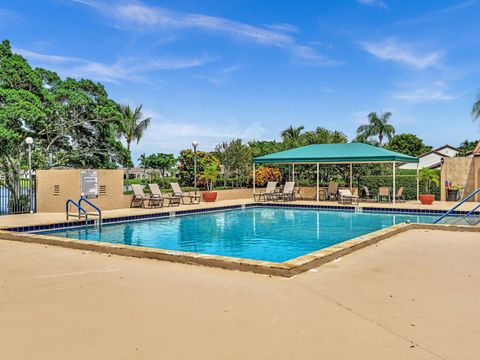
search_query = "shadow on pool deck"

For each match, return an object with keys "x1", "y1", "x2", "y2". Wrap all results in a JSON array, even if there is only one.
[{"x1": 0, "y1": 229, "x2": 479, "y2": 359}]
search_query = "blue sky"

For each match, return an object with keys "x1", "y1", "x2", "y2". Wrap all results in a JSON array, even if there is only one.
[{"x1": 1, "y1": 0, "x2": 480, "y2": 161}]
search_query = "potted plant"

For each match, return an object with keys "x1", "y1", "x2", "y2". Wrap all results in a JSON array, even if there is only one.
[
  {"x1": 445, "y1": 181, "x2": 463, "y2": 202},
  {"x1": 201, "y1": 163, "x2": 220, "y2": 202},
  {"x1": 418, "y1": 168, "x2": 440, "y2": 205}
]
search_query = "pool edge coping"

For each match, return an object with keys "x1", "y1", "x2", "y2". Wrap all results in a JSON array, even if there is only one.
[{"x1": 1, "y1": 222, "x2": 478, "y2": 277}]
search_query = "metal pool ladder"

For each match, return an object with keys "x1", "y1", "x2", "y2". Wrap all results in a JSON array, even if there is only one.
[
  {"x1": 434, "y1": 188, "x2": 480, "y2": 225},
  {"x1": 65, "y1": 197, "x2": 102, "y2": 227}
]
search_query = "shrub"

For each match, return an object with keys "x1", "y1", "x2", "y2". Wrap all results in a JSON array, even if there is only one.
[{"x1": 255, "y1": 166, "x2": 281, "y2": 186}]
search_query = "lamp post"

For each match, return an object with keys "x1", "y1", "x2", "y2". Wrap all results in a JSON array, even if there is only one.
[
  {"x1": 25, "y1": 137, "x2": 34, "y2": 213},
  {"x1": 192, "y1": 141, "x2": 198, "y2": 195}
]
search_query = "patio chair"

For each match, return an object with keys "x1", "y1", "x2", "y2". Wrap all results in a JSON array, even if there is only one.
[
  {"x1": 170, "y1": 183, "x2": 201, "y2": 204},
  {"x1": 377, "y1": 186, "x2": 391, "y2": 202},
  {"x1": 361, "y1": 186, "x2": 375, "y2": 202},
  {"x1": 253, "y1": 181, "x2": 277, "y2": 202},
  {"x1": 326, "y1": 182, "x2": 339, "y2": 200},
  {"x1": 270, "y1": 182, "x2": 295, "y2": 201},
  {"x1": 395, "y1": 187, "x2": 405, "y2": 203},
  {"x1": 338, "y1": 189, "x2": 359, "y2": 205},
  {"x1": 130, "y1": 184, "x2": 157, "y2": 208},
  {"x1": 148, "y1": 183, "x2": 181, "y2": 207}
]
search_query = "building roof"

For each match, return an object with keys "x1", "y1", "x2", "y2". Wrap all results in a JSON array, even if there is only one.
[{"x1": 253, "y1": 143, "x2": 419, "y2": 164}]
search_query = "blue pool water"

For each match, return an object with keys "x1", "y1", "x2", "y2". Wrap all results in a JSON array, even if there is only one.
[{"x1": 37, "y1": 207, "x2": 437, "y2": 263}]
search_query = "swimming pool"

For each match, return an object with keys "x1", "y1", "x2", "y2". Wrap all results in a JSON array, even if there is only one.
[{"x1": 37, "y1": 207, "x2": 437, "y2": 263}]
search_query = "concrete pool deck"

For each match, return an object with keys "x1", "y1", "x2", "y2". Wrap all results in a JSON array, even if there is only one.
[
  {"x1": 1, "y1": 229, "x2": 479, "y2": 359},
  {"x1": 1, "y1": 198, "x2": 479, "y2": 229}
]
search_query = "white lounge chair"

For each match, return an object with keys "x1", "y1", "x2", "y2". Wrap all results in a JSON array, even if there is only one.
[
  {"x1": 130, "y1": 184, "x2": 159, "y2": 208},
  {"x1": 270, "y1": 182, "x2": 295, "y2": 201},
  {"x1": 148, "y1": 183, "x2": 181, "y2": 207},
  {"x1": 170, "y1": 183, "x2": 201, "y2": 204},
  {"x1": 338, "y1": 189, "x2": 359, "y2": 205},
  {"x1": 253, "y1": 181, "x2": 277, "y2": 201}
]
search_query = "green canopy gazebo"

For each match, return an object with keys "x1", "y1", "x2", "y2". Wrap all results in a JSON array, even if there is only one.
[{"x1": 253, "y1": 143, "x2": 419, "y2": 204}]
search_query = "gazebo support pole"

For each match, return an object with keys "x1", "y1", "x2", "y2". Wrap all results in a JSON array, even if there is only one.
[
  {"x1": 316, "y1": 162, "x2": 319, "y2": 202},
  {"x1": 416, "y1": 162, "x2": 420, "y2": 202},
  {"x1": 349, "y1": 163, "x2": 353, "y2": 192},
  {"x1": 252, "y1": 163, "x2": 256, "y2": 196},
  {"x1": 393, "y1": 161, "x2": 396, "y2": 205},
  {"x1": 292, "y1": 163, "x2": 295, "y2": 182}
]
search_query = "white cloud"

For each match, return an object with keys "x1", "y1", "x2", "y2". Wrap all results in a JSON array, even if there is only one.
[
  {"x1": 131, "y1": 117, "x2": 267, "y2": 157},
  {"x1": 357, "y1": 0, "x2": 388, "y2": 9},
  {"x1": 391, "y1": 81, "x2": 460, "y2": 103},
  {"x1": 73, "y1": 0, "x2": 335, "y2": 65},
  {"x1": 14, "y1": 48, "x2": 214, "y2": 84},
  {"x1": 360, "y1": 38, "x2": 442, "y2": 69}
]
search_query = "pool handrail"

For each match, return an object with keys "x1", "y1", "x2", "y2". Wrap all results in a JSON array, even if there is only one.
[
  {"x1": 65, "y1": 199, "x2": 88, "y2": 222},
  {"x1": 434, "y1": 188, "x2": 480, "y2": 224},
  {"x1": 78, "y1": 196, "x2": 102, "y2": 225}
]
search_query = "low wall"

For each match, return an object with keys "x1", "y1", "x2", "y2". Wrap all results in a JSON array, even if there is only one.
[
  {"x1": 441, "y1": 157, "x2": 480, "y2": 201},
  {"x1": 36, "y1": 169, "x2": 126, "y2": 212}
]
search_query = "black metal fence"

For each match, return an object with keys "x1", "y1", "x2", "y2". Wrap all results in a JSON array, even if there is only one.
[{"x1": 0, "y1": 177, "x2": 36, "y2": 215}]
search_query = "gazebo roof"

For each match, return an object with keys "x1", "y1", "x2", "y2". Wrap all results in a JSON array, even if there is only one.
[{"x1": 253, "y1": 143, "x2": 419, "y2": 164}]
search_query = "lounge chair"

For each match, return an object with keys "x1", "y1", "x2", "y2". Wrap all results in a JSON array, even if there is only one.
[
  {"x1": 361, "y1": 186, "x2": 375, "y2": 202},
  {"x1": 338, "y1": 189, "x2": 359, "y2": 205},
  {"x1": 377, "y1": 186, "x2": 391, "y2": 202},
  {"x1": 170, "y1": 183, "x2": 201, "y2": 204},
  {"x1": 130, "y1": 184, "x2": 160, "y2": 208},
  {"x1": 148, "y1": 183, "x2": 181, "y2": 207},
  {"x1": 326, "y1": 182, "x2": 339, "y2": 200},
  {"x1": 270, "y1": 182, "x2": 295, "y2": 201},
  {"x1": 395, "y1": 187, "x2": 405, "y2": 203},
  {"x1": 253, "y1": 181, "x2": 277, "y2": 202}
]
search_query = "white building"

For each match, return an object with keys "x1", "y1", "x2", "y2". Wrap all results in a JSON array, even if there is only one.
[{"x1": 399, "y1": 145, "x2": 459, "y2": 170}]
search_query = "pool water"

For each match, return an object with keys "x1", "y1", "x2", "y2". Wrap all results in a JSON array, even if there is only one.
[{"x1": 38, "y1": 207, "x2": 437, "y2": 263}]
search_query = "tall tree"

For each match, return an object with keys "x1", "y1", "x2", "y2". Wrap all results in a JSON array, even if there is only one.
[
  {"x1": 117, "y1": 104, "x2": 151, "y2": 181},
  {"x1": 143, "y1": 153, "x2": 176, "y2": 177},
  {"x1": 472, "y1": 93, "x2": 480, "y2": 121},
  {"x1": 281, "y1": 125, "x2": 304, "y2": 142},
  {"x1": 386, "y1": 133, "x2": 432, "y2": 157},
  {"x1": 302, "y1": 127, "x2": 347, "y2": 145},
  {"x1": 356, "y1": 112, "x2": 395, "y2": 146},
  {"x1": 214, "y1": 139, "x2": 252, "y2": 185}
]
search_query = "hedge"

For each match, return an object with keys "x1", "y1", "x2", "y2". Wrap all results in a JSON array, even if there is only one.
[{"x1": 358, "y1": 175, "x2": 440, "y2": 200}]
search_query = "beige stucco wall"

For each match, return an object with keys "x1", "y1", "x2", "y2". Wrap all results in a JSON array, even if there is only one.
[
  {"x1": 36, "y1": 169, "x2": 126, "y2": 212},
  {"x1": 441, "y1": 157, "x2": 480, "y2": 201}
]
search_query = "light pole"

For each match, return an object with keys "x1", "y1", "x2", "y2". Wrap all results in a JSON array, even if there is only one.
[
  {"x1": 25, "y1": 137, "x2": 34, "y2": 213},
  {"x1": 192, "y1": 141, "x2": 198, "y2": 195}
]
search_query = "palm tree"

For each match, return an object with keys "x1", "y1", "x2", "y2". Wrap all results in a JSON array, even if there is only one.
[
  {"x1": 138, "y1": 153, "x2": 148, "y2": 177},
  {"x1": 472, "y1": 93, "x2": 480, "y2": 120},
  {"x1": 356, "y1": 112, "x2": 395, "y2": 147},
  {"x1": 117, "y1": 104, "x2": 151, "y2": 183},
  {"x1": 281, "y1": 125, "x2": 304, "y2": 142}
]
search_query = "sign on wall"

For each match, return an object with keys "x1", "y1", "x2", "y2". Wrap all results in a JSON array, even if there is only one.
[{"x1": 80, "y1": 170, "x2": 98, "y2": 199}]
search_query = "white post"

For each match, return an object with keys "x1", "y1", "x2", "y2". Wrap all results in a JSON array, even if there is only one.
[
  {"x1": 393, "y1": 161, "x2": 396, "y2": 205},
  {"x1": 292, "y1": 163, "x2": 295, "y2": 182},
  {"x1": 416, "y1": 162, "x2": 420, "y2": 202},
  {"x1": 349, "y1": 163, "x2": 353, "y2": 192},
  {"x1": 316, "y1": 162, "x2": 319, "y2": 202},
  {"x1": 252, "y1": 163, "x2": 256, "y2": 196}
]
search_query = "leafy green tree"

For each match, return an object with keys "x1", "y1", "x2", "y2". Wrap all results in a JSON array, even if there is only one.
[
  {"x1": 177, "y1": 150, "x2": 220, "y2": 187},
  {"x1": 281, "y1": 125, "x2": 304, "y2": 142},
  {"x1": 301, "y1": 127, "x2": 347, "y2": 145},
  {"x1": 117, "y1": 104, "x2": 151, "y2": 180},
  {"x1": 457, "y1": 139, "x2": 479, "y2": 156},
  {"x1": 214, "y1": 139, "x2": 252, "y2": 185},
  {"x1": 385, "y1": 133, "x2": 432, "y2": 157},
  {"x1": 143, "y1": 153, "x2": 176, "y2": 177},
  {"x1": 248, "y1": 140, "x2": 284, "y2": 158},
  {"x1": 0, "y1": 39, "x2": 129, "y2": 170},
  {"x1": 419, "y1": 167, "x2": 440, "y2": 194},
  {"x1": 356, "y1": 112, "x2": 395, "y2": 146}
]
